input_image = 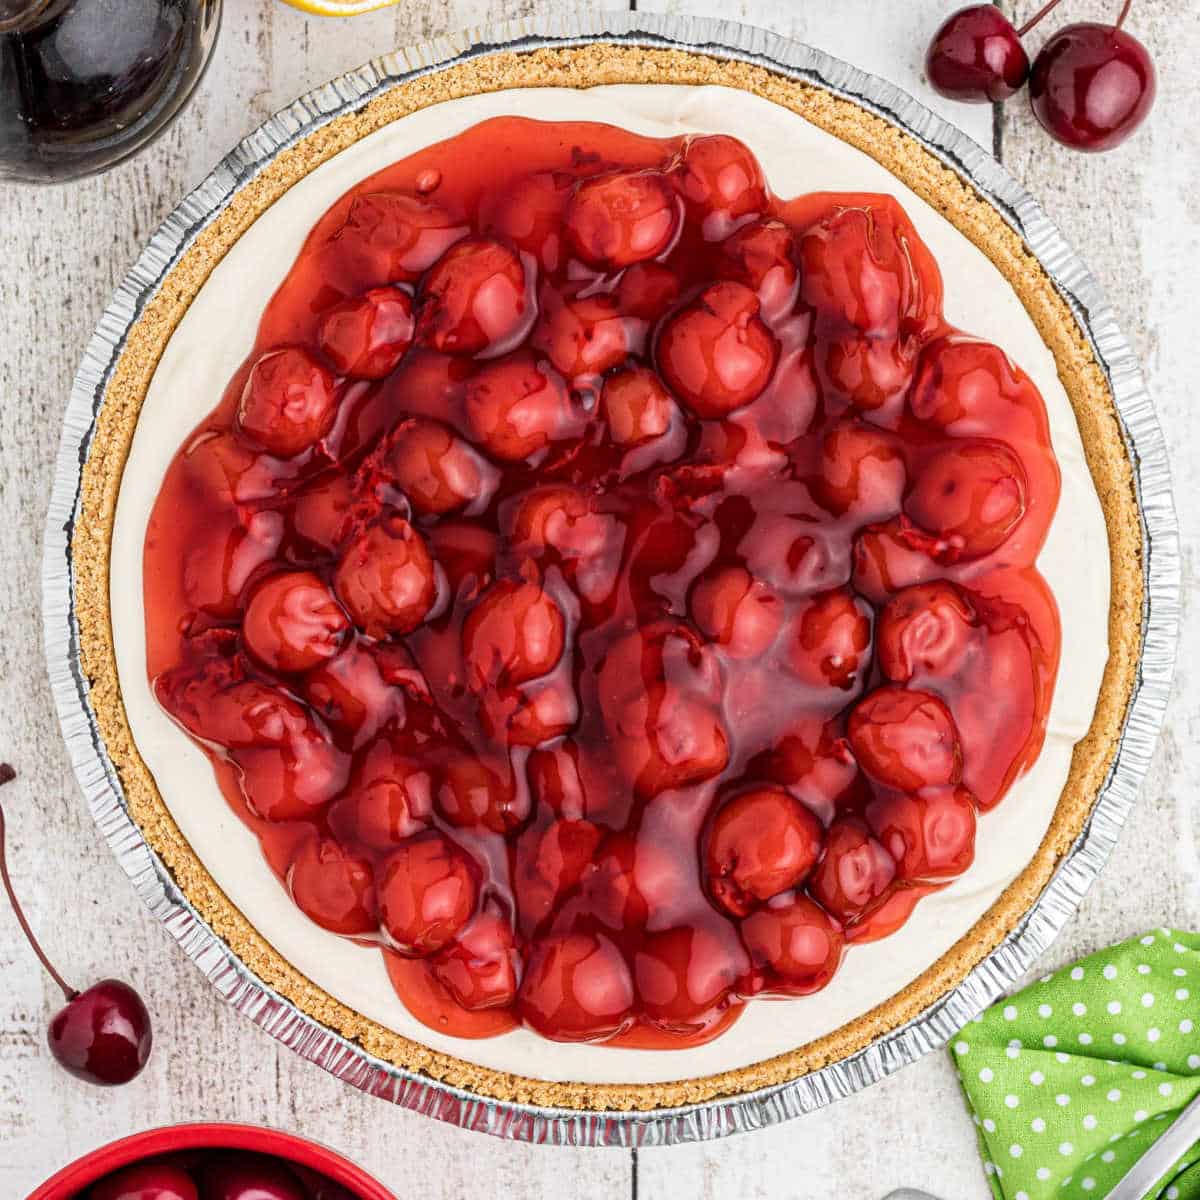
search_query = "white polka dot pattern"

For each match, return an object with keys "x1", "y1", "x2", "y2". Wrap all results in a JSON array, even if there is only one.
[{"x1": 951, "y1": 930, "x2": 1200, "y2": 1198}]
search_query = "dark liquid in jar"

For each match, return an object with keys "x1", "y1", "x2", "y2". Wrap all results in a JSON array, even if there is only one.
[{"x1": 0, "y1": 0, "x2": 220, "y2": 183}]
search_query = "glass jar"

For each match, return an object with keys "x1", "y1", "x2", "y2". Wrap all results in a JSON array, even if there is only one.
[{"x1": 0, "y1": 0, "x2": 221, "y2": 183}]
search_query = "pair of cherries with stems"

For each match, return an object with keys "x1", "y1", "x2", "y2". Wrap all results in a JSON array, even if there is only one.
[
  {"x1": 2, "y1": 766, "x2": 321, "y2": 1200},
  {"x1": 926, "y1": 0, "x2": 1156, "y2": 150}
]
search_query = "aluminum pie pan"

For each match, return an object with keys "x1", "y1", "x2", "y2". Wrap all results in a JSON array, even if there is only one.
[{"x1": 41, "y1": 9, "x2": 1179, "y2": 1147}]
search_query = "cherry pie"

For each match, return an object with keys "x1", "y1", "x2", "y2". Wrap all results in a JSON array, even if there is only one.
[{"x1": 74, "y1": 46, "x2": 1138, "y2": 1109}]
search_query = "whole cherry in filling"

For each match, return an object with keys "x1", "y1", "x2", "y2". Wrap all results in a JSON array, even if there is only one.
[{"x1": 144, "y1": 116, "x2": 1061, "y2": 1048}]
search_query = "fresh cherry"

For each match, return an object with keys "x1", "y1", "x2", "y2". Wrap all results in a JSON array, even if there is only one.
[
  {"x1": 925, "y1": 4, "x2": 1031, "y2": 103},
  {"x1": 0, "y1": 765, "x2": 152, "y2": 1085},
  {"x1": 1029, "y1": 2, "x2": 1156, "y2": 151},
  {"x1": 199, "y1": 1153, "x2": 308, "y2": 1200},
  {"x1": 88, "y1": 1160, "x2": 199, "y2": 1200}
]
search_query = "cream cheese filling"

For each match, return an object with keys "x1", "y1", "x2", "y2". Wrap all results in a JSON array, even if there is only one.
[{"x1": 109, "y1": 84, "x2": 1111, "y2": 1085}]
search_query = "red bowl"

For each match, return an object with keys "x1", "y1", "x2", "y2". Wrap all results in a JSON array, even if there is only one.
[{"x1": 26, "y1": 1122, "x2": 397, "y2": 1200}]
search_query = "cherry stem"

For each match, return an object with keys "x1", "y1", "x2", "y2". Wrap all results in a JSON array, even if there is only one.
[
  {"x1": 0, "y1": 765, "x2": 77, "y2": 1001},
  {"x1": 1115, "y1": 0, "x2": 1133, "y2": 29},
  {"x1": 1016, "y1": 0, "x2": 1069, "y2": 38}
]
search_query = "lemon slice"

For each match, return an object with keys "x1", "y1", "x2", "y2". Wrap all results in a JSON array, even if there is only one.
[{"x1": 278, "y1": 0, "x2": 398, "y2": 15}]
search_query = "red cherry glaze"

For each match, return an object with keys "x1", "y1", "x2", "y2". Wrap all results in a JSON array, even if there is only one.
[
  {"x1": 565, "y1": 169, "x2": 679, "y2": 269},
  {"x1": 672, "y1": 134, "x2": 767, "y2": 223},
  {"x1": 432, "y1": 910, "x2": 521, "y2": 1011},
  {"x1": 333, "y1": 514, "x2": 436, "y2": 638},
  {"x1": 849, "y1": 686, "x2": 963, "y2": 791},
  {"x1": 463, "y1": 579, "x2": 565, "y2": 688},
  {"x1": 89, "y1": 1161, "x2": 199, "y2": 1200},
  {"x1": 378, "y1": 832, "x2": 478, "y2": 956},
  {"x1": 905, "y1": 440, "x2": 1028, "y2": 561},
  {"x1": 518, "y1": 930, "x2": 635, "y2": 1041},
  {"x1": 601, "y1": 365, "x2": 674, "y2": 446},
  {"x1": 145, "y1": 118, "x2": 1063, "y2": 1049},
  {"x1": 287, "y1": 836, "x2": 377, "y2": 935},
  {"x1": 242, "y1": 570, "x2": 349, "y2": 673},
  {"x1": 383, "y1": 417, "x2": 492, "y2": 516},
  {"x1": 634, "y1": 923, "x2": 749, "y2": 1033},
  {"x1": 877, "y1": 580, "x2": 978, "y2": 682},
  {"x1": 1029, "y1": 21, "x2": 1156, "y2": 152},
  {"x1": 925, "y1": 5, "x2": 1030, "y2": 104},
  {"x1": 809, "y1": 816, "x2": 896, "y2": 924},
  {"x1": 786, "y1": 589, "x2": 873, "y2": 692},
  {"x1": 741, "y1": 894, "x2": 845, "y2": 994},
  {"x1": 317, "y1": 285, "x2": 414, "y2": 379},
  {"x1": 690, "y1": 565, "x2": 783, "y2": 660},
  {"x1": 418, "y1": 236, "x2": 533, "y2": 355},
  {"x1": 704, "y1": 787, "x2": 824, "y2": 917},
  {"x1": 657, "y1": 281, "x2": 778, "y2": 417},
  {"x1": 867, "y1": 785, "x2": 978, "y2": 882},
  {"x1": 236, "y1": 348, "x2": 336, "y2": 458},
  {"x1": 464, "y1": 351, "x2": 577, "y2": 461}
]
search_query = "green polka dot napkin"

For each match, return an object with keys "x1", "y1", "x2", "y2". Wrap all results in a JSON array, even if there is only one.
[{"x1": 952, "y1": 929, "x2": 1200, "y2": 1200}]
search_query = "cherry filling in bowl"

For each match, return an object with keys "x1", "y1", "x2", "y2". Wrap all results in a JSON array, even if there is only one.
[{"x1": 143, "y1": 117, "x2": 1061, "y2": 1048}]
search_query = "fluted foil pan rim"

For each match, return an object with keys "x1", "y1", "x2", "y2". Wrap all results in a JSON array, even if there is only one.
[{"x1": 41, "y1": 9, "x2": 1180, "y2": 1147}]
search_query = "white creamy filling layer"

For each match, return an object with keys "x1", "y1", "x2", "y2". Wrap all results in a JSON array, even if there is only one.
[{"x1": 109, "y1": 84, "x2": 1111, "y2": 1085}]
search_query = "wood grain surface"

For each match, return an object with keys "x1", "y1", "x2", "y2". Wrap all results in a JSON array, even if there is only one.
[{"x1": 0, "y1": 2, "x2": 1194, "y2": 1197}]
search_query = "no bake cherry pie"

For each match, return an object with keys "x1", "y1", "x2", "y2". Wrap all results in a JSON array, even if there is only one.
[
  {"x1": 144, "y1": 113, "x2": 1062, "y2": 1049},
  {"x1": 76, "y1": 48, "x2": 1135, "y2": 1106}
]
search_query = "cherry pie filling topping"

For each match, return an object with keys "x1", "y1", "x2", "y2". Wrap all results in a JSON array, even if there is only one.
[{"x1": 145, "y1": 118, "x2": 1061, "y2": 1048}]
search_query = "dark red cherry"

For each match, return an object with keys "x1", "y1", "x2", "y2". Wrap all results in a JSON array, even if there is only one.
[
  {"x1": 808, "y1": 816, "x2": 896, "y2": 924},
  {"x1": 925, "y1": 5, "x2": 1030, "y2": 103},
  {"x1": 418, "y1": 236, "x2": 532, "y2": 356},
  {"x1": 48, "y1": 979, "x2": 152, "y2": 1088},
  {"x1": 867, "y1": 785, "x2": 978, "y2": 882},
  {"x1": 242, "y1": 570, "x2": 349, "y2": 673},
  {"x1": 378, "y1": 832, "x2": 479, "y2": 957},
  {"x1": 317, "y1": 285, "x2": 414, "y2": 379},
  {"x1": 464, "y1": 351, "x2": 577, "y2": 461},
  {"x1": 741, "y1": 893, "x2": 844, "y2": 995},
  {"x1": 656, "y1": 281, "x2": 778, "y2": 418},
  {"x1": 384, "y1": 417, "x2": 492, "y2": 516},
  {"x1": 848, "y1": 686, "x2": 963, "y2": 791},
  {"x1": 333, "y1": 513, "x2": 437, "y2": 638},
  {"x1": 518, "y1": 929, "x2": 635, "y2": 1042},
  {"x1": 704, "y1": 786, "x2": 824, "y2": 917},
  {"x1": 200, "y1": 1153, "x2": 307, "y2": 1200},
  {"x1": 432, "y1": 910, "x2": 520, "y2": 1011},
  {"x1": 0, "y1": 766, "x2": 152, "y2": 1087},
  {"x1": 565, "y1": 169, "x2": 679, "y2": 269},
  {"x1": 89, "y1": 1160, "x2": 198, "y2": 1200},
  {"x1": 1029, "y1": 16, "x2": 1156, "y2": 151},
  {"x1": 462, "y1": 579, "x2": 565, "y2": 689},
  {"x1": 286, "y1": 836, "x2": 378, "y2": 936},
  {"x1": 235, "y1": 347, "x2": 336, "y2": 459}
]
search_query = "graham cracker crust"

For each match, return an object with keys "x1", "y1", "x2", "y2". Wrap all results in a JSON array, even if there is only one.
[{"x1": 70, "y1": 44, "x2": 1142, "y2": 1112}]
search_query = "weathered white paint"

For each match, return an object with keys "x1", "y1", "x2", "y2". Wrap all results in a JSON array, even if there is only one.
[{"x1": 0, "y1": 2, "x2": 1192, "y2": 1197}]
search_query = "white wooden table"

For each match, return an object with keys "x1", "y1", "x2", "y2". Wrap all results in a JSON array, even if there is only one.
[{"x1": 1, "y1": 2, "x2": 1195, "y2": 1196}]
